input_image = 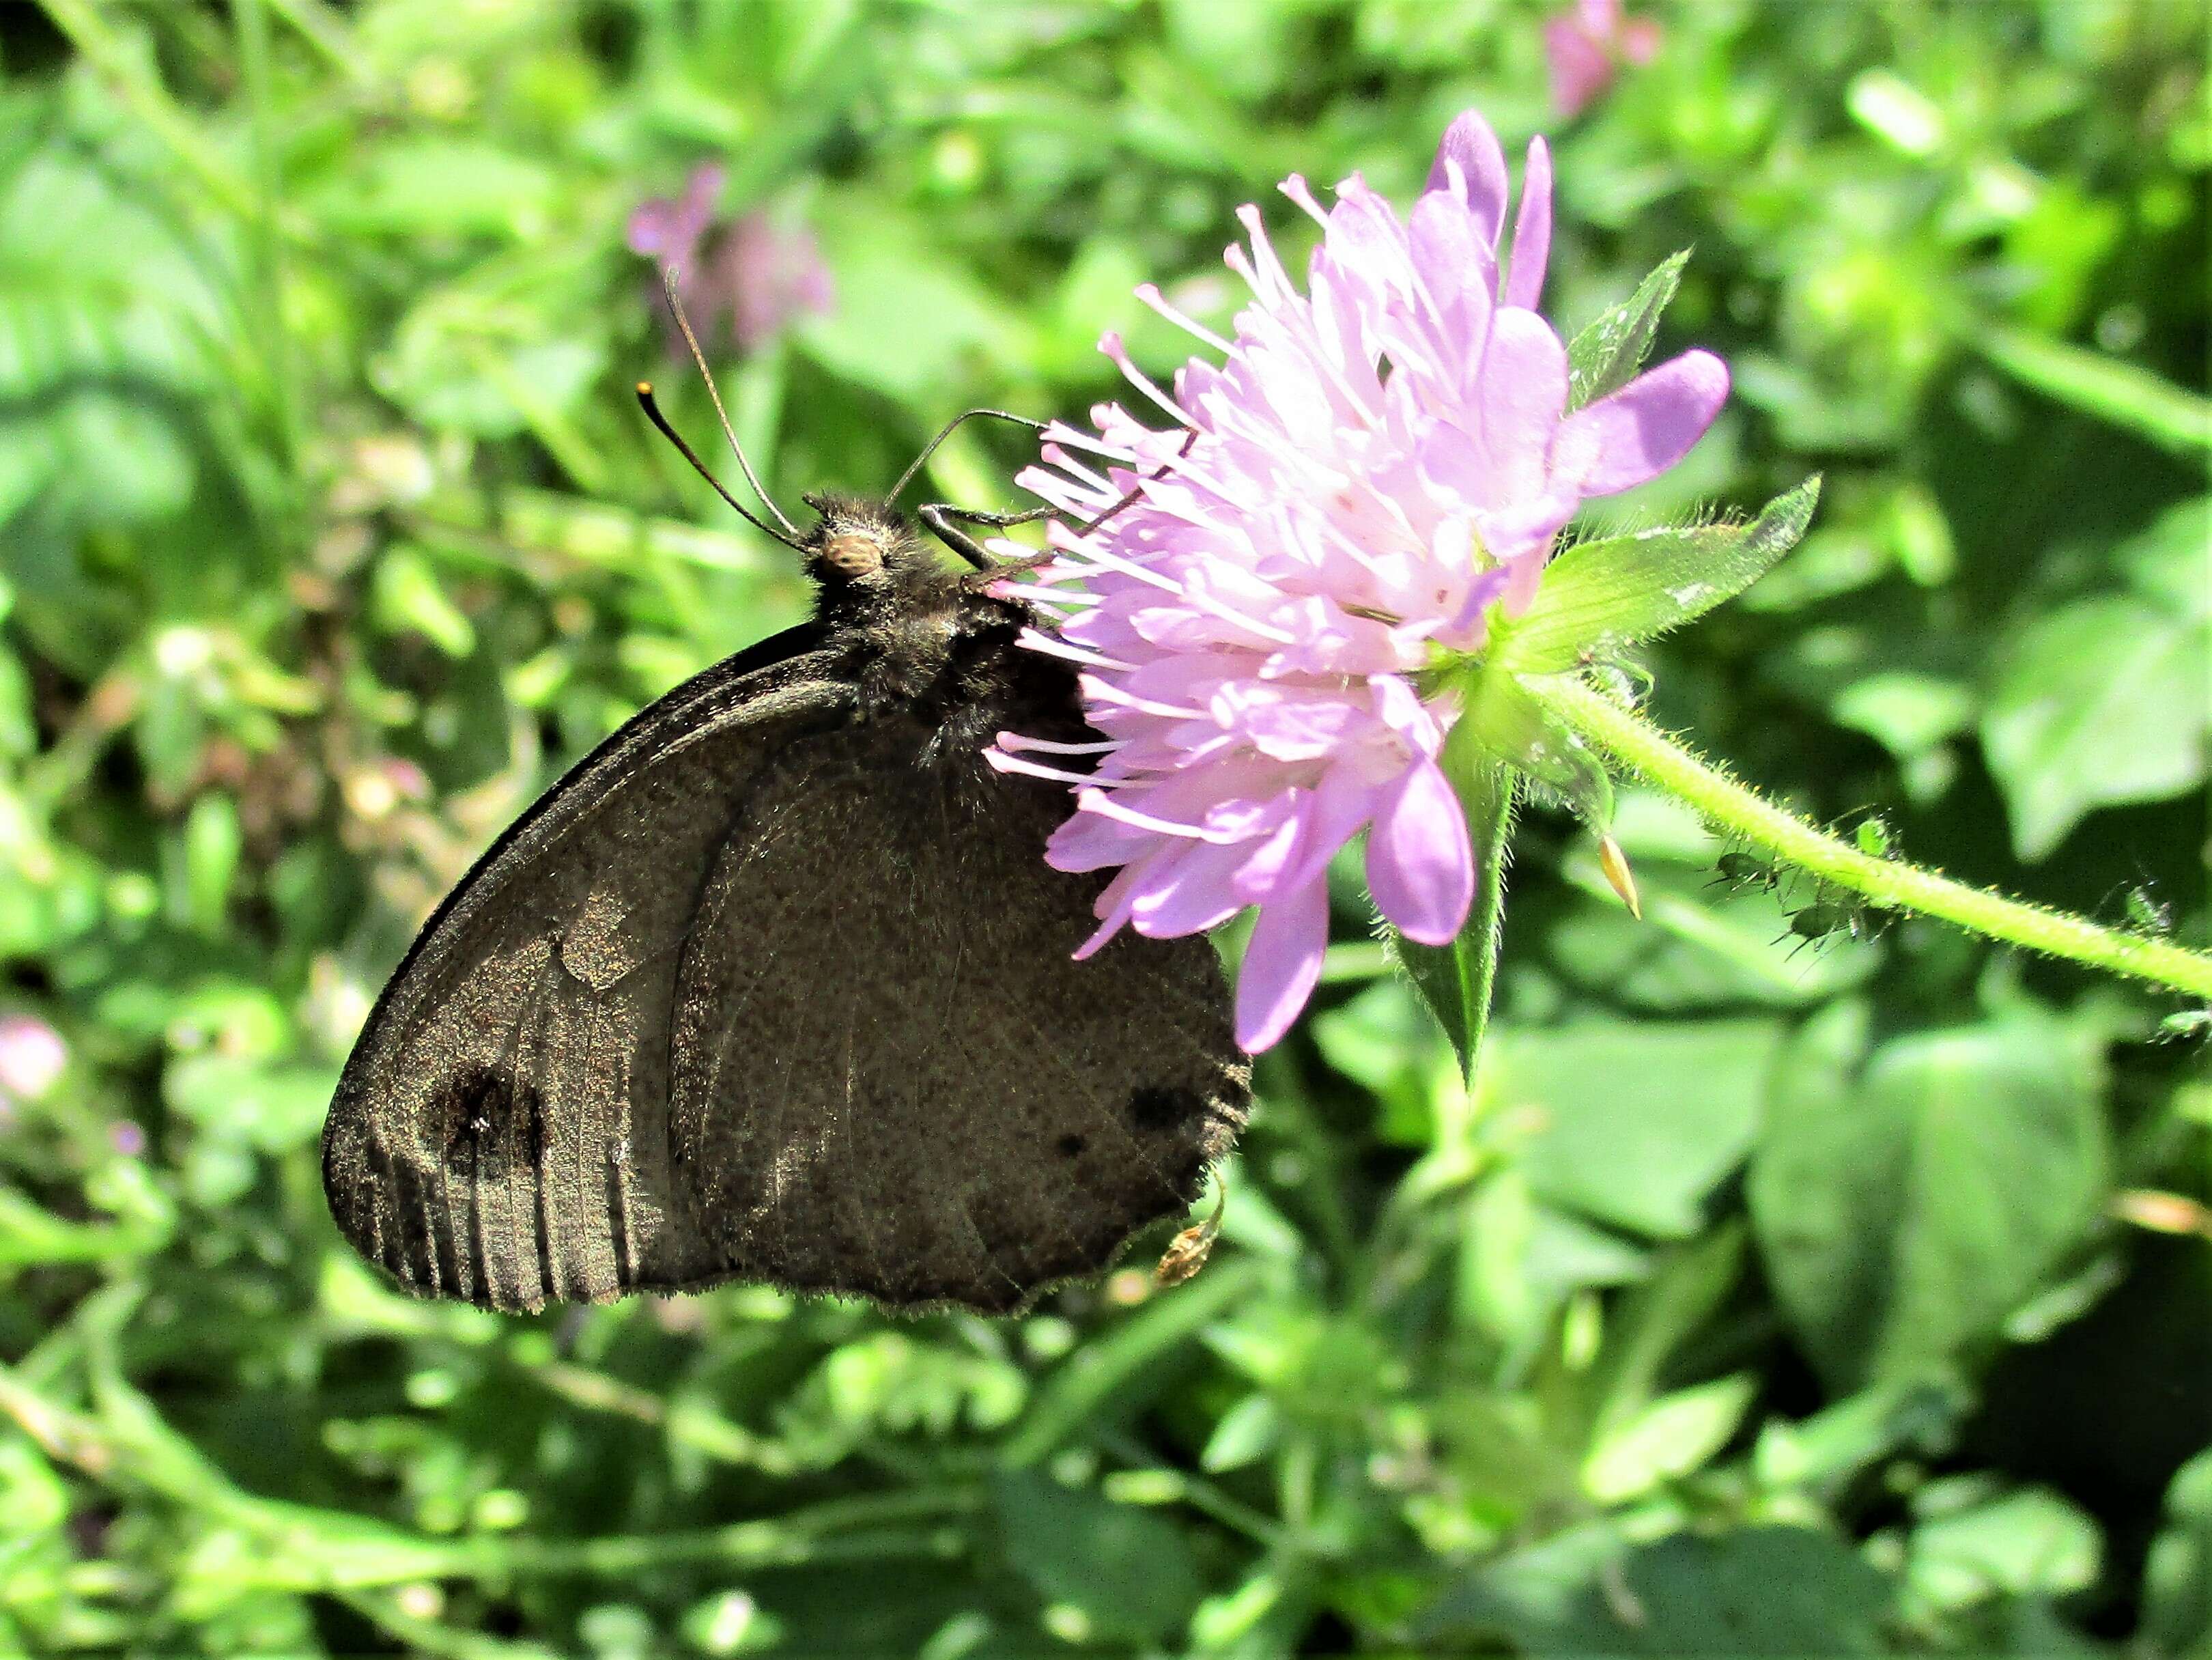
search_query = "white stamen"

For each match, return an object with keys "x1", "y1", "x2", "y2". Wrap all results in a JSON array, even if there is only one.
[
  {"x1": 1040, "y1": 445, "x2": 1118, "y2": 495},
  {"x1": 1135, "y1": 283, "x2": 1236, "y2": 356},
  {"x1": 1077, "y1": 788, "x2": 1213, "y2": 840},
  {"x1": 1279, "y1": 173, "x2": 1330, "y2": 228},
  {"x1": 1040, "y1": 423, "x2": 1143, "y2": 464},
  {"x1": 1054, "y1": 537, "x2": 1187, "y2": 595},
  {"x1": 1101, "y1": 330, "x2": 1197, "y2": 427},
  {"x1": 1079, "y1": 677, "x2": 1210, "y2": 720},
  {"x1": 984, "y1": 748, "x2": 1117, "y2": 788},
  {"x1": 1015, "y1": 628, "x2": 1135, "y2": 672},
  {"x1": 996, "y1": 733, "x2": 1120, "y2": 755}
]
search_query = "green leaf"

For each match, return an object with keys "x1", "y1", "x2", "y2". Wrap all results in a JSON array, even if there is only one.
[
  {"x1": 1498, "y1": 1020, "x2": 1782, "y2": 1240},
  {"x1": 991, "y1": 1470, "x2": 1204, "y2": 1644},
  {"x1": 1582, "y1": 1375, "x2": 1757, "y2": 1504},
  {"x1": 1748, "y1": 1009, "x2": 2108, "y2": 1392},
  {"x1": 1981, "y1": 557, "x2": 2210, "y2": 859},
  {"x1": 1198, "y1": 1393, "x2": 1280, "y2": 1473},
  {"x1": 1311, "y1": 979, "x2": 1448, "y2": 1143},
  {"x1": 1421, "y1": 1524, "x2": 1895, "y2": 1654},
  {"x1": 1975, "y1": 321, "x2": 2212, "y2": 457},
  {"x1": 1567, "y1": 251, "x2": 1689, "y2": 410},
  {"x1": 304, "y1": 139, "x2": 558, "y2": 238},
  {"x1": 182, "y1": 793, "x2": 242, "y2": 935},
  {"x1": 1389, "y1": 763, "x2": 1513, "y2": 1082},
  {"x1": 1906, "y1": 1485, "x2": 2101, "y2": 1614},
  {"x1": 2142, "y1": 1446, "x2": 2212, "y2": 1658},
  {"x1": 1501, "y1": 477, "x2": 1821, "y2": 673},
  {"x1": 371, "y1": 546, "x2": 477, "y2": 658}
]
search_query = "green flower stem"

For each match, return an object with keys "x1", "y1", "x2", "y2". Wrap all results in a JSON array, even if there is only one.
[{"x1": 1538, "y1": 676, "x2": 2212, "y2": 1001}]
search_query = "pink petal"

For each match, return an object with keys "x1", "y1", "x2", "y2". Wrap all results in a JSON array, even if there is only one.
[
  {"x1": 1236, "y1": 879, "x2": 1331, "y2": 1052},
  {"x1": 1425, "y1": 111, "x2": 1511, "y2": 248},
  {"x1": 1504, "y1": 138, "x2": 1552, "y2": 313},
  {"x1": 1132, "y1": 839, "x2": 1251, "y2": 937},
  {"x1": 1073, "y1": 864, "x2": 1145, "y2": 959},
  {"x1": 1228, "y1": 808, "x2": 1305, "y2": 903},
  {"x1": 1406, "y1": 193, "x2": 1491, "y2": 320},
  {"x1": 1470, "y1": 309, "x2": 1570, "y2": 507},
  {"x1": 1261, "y1": 768, "x2": 1389, "y2": 901},
  {"x1": 1559, "y1": 348, "x2": 1729, "y2": 496},
  {"x1": 1365, "y1": 759, "x2": 1473, "y2": 945}
]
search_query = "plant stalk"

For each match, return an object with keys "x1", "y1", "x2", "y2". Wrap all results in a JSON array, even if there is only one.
[{"x1": 1538, "y1": 675, "x2": 2212, "y2": 1001}]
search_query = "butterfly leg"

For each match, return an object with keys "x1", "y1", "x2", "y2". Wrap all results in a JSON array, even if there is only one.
[
  {"x1": 922, "y1": 427, "x2": 1200, "y2": 574},
  {"x1": 917, "y1": 502, "x2": 1063, "y2": 572}
]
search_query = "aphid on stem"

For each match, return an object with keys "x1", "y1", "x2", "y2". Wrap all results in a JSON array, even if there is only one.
[{"x1": 1779, "y1": 886, "x2": 1889, "y2": 958}]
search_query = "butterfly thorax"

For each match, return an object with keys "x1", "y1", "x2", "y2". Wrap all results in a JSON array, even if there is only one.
[{"x1": 798, "y1": 494, "x2": 1089, "y2": 770}]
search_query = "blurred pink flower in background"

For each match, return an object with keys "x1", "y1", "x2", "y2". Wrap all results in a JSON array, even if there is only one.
[
  {"x1": 0, "y1": 1013, "x2": 66, "y2": 1103},
  {"x1": 994, "y1": 110, "x2": 1726, "y2": 1052},
  {"x1": 1545, "y1": 0, "x2": 1662, "y2": 119},
  {"x1": 627, "y1": 165, "x2": 834, "y2": 354}
]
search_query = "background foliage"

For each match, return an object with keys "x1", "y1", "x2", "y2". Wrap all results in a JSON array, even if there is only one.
[{"x1": 1, "y1": 1, "x2": 2207, "y2": 1654}]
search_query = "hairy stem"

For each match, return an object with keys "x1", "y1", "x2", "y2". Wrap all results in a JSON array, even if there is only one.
[{"x1": 1538, "y1": 675, "x2": 2212, "y2": 1001}]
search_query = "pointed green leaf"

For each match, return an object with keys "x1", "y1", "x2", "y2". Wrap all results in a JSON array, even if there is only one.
[
  {"x1": 1501, "y1": 477, "x2": 1821, "y2": 674},
  {"x1": 1391, "y1": 764, "x2": 1514, "y2": 1081},
  {"x1": 1567, "y1": 251, "x2": 1688, "y2": 410}
]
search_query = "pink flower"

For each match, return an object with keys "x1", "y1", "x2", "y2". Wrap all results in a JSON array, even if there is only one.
[
  {"x1": 0, "y1": 1014, "x2": 66, "y2": 1103},
  {"x1": 992, "y1": 109, "x2": 1727, "y2": 1053},
  {"x1": 1544, "y1": 0, "x2": 1662, "y2": 120},
  {"x1": 627, "y1": 165, "x2": 834, "y2": 355}
]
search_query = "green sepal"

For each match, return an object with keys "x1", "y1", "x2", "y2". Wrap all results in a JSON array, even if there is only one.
[
  {"x1": 1389, "y1": 761, "x2": 1516, "y2": 1083},
  {"x1": 1449, "y1": 660, "x2": 1615, "y2": 830},
  {"x1": 1567, "y1": 250, "x2": 1688, "y2": 410},
  {"x1": 1498, "y1": 477, "x2": 1823, "y2": 675}
]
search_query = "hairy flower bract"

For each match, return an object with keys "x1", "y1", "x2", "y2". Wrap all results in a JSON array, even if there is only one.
[{"x1": 993, "y1": 109, "x2": 1728, "y2": 1052}]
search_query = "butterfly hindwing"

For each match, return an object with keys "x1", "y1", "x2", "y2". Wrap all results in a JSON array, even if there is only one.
[{"x1": 666, "y1": 718, "x2": 1247, "y2": 1312}]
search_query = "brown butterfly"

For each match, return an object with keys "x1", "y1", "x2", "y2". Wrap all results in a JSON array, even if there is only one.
[{"x1": 322, "y1": 290, "x2": 1248, "y2": 1315}]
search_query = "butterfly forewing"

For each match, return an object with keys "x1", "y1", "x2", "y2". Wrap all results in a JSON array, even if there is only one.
[{"x1": 322, "y1": 628, "x2": 852, "y2": 1308}]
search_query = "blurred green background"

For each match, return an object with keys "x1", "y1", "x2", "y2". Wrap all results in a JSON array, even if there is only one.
[{"x1": 1, "y1": 1, "x2": 2207, "y2": 1655}]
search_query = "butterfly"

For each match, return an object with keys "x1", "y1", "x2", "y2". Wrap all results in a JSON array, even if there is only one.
[{"x1": 322, "y1": 295, "x2": 1248, "y2": 1316}]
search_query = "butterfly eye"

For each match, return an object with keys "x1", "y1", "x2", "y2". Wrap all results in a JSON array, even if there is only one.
[{"x1": 821, "y1": 533, "x2": 885, "y2": 577}]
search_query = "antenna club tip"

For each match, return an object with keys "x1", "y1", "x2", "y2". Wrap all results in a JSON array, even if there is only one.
[{"x1": 635, "y1": 380, "x2": 654, "y2": 397}]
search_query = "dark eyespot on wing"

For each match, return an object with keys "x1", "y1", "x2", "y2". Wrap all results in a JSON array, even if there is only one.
[
  {"x1": 1055, "y1": 1134, "x2": 1086, "y2": 1158},
  {"x1": 423, "y1": 1065, "x2": 529, "y2": 1180}
]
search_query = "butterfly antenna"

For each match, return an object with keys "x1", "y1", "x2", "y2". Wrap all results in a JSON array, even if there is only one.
[
  {"x1": 636, "y1": 382, "x2": 804, "y2": 550},
  {"x1": 660, "y1": 266, "x2": 800, "y2": 539},
  {"x1": 888, "y1": 408, "x2": 1047, "y2": 507}
]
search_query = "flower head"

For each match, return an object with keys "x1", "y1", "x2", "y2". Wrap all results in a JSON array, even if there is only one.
[
  {"x1": 992, "y1": 110, "x2": 1727, "y2": 1053},
  {"x1": 627, "y1": 165, "x2": 834, "y2": 355},
  {"x1": 1544, "y1": 0, "x2": 1662, "y2": 119}
]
